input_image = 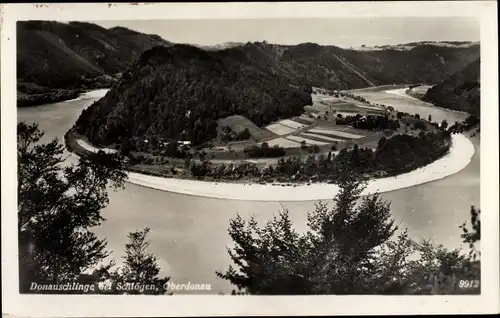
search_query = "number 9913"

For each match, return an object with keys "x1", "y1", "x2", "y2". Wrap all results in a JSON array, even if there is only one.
[{"x1": 459, "y1": 280, "x2": 480, "y2": 288}]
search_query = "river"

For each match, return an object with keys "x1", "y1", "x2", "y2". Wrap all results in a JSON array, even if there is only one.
[{"x1": 17, "y1": 87, "x2": 480, "y2": 294}]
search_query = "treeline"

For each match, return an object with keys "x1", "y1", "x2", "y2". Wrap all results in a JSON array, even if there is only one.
[
  {"x1": 243, "y1": 143, "x2": 287, "y2": 158},
  {"x1": 220, "y1": 127, "x2": 251, "y2": 142},
  {"x1": 17, "y1": 89, "x2": 82, "y2": 107},
  {"x1": 335, "y1": 113, "x2": 401, "y2": 131},
  {"x1": 185, "y1": 130, "x2": 451, "y2": 182},
  {"x1": 448, "y1": 115, "x2": 480, "y2": 133}
]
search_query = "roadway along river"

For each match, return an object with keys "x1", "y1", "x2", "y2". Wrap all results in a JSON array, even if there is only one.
[{"x1": 17, "y1": 87, "x2": 479, "y2": 294}]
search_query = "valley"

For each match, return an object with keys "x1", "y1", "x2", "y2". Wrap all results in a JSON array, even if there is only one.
[{"x1": 15, "y1": 19, "x2": 483, "y2": 296}]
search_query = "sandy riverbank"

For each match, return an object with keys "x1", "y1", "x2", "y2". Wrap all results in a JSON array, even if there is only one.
[
  {"x1": 65, "y1": 88, "x2": 110, "y2": 102},
  {"x1": 385, "y1": 88, "x2": 424, "y2": 101},
  {"x1": 75, "y1": 133, "x2": 474, "y2": 201},
  {"x1": 384, "y1": 88, "x2": 472, "y2": 119}
]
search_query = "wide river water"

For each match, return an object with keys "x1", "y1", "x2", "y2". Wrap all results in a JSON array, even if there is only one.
[{"x1": 17, "y1": 86, "x2": 479, "y2": 294}]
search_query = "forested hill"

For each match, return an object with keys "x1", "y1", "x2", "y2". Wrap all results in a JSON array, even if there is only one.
[
  {"x1": 422, "y1": 58, "x2": 480, "y2": 116},
  {"x1": 265, "y1": 42, "x2": 480, "y2": 89},
  {"x1": 17, "y1": 21, "x2": 172, "y2": 89},
  {"x1": 74, "y1": 44, "x2": 313, "y2": 146},
  {"x1": 74, "y1": 41, "x2": 480, "y2": 147}
]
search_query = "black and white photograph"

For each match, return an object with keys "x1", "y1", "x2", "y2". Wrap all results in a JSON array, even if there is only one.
[{"x1": 2, "y1": 1, "x2": 498, "y2": 316}]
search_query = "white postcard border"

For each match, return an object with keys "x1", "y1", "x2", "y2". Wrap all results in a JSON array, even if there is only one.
[{"x1": 1, "y1": 2, "x2": 498, "y2": 316}]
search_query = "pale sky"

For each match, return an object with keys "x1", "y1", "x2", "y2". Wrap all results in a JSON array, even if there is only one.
[{"x1": 91, "y1": 17, "x2": 480, "y2": 48}]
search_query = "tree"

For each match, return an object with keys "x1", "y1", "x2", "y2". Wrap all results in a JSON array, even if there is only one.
[
  {"x1": 428, "y1": 114, "x2": 432, "y2": 122},
  {"x1": 441, "y1": 120, "x2": 449, "y2": 131},
  {"x1": 216, "y1": 172, "x2": 399, "y2": 294},
  {"x1": 237, "y1": 128, "x2": 251, "y2": 140},
  {"x1": 217, "y1": 166, "x2": 480, "y2": 295},
  {"x1": 460, "y1": 206, "x2": 480, "y2": 260},
  {"x1": 413, "y1": 120, "x2": 427, "y2": 130},
  {"x1": 300, "y1": 140, "x2": 307, "y2": 150},
  {"x1": 110, "y1": 227, "x2": 170, "y2": 295},
  {"x1": 18, "y1": 122, "x2": 171, "y2": 295},
  {"x1": 18, "y1": 122, "x2": 128, "y2": 291},
  {"x1": 377, "y1": 136, "x2": 387, "y2": 150},
  {"x1": 400, "y1": 206, "x2": 481, "y2": 295}
]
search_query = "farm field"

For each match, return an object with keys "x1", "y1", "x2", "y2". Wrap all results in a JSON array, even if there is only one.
[
  {"x1": 207, "y1": 89, "x2": 392, "y2": 161},
  {"x1": 218, "y1": 115, "x2": 276, "y2": 140},
  {"x1": 264, "y1": 122, "x2": 297, "y2": 135},
  {"x1": 308, "y1": 128, "x2": 365, "y2": 139},
  {"x1": 304, "y1": 105, "x2": 321, "y2": 113},
  {"x1": 309, "y1": 92, "x2": 387, "y2": 117},
  {"x1": 352, "y1": 102, "x2": 387, "y2": 111},
  {"x1": 310, "y1": 102, "x2": 359, "y2": 112},
  {"x1": 295, "y1": 115, "x2": 316, "y2": 124},
  {"x1": 286, "y1": 135, "x2": 329, "y2": 145},
  {"x1": 279, "y1": 119, "x2": 309, "y2": 130},
  {"x1": 264, "y1": 117, "x2": 312, "y2": 136},
  {"x1": 300, "y1": 132, "x2": 344, "y2": 143},
  {"x1": 262, "y1": 137, "x2": 301, "y2": 148}
]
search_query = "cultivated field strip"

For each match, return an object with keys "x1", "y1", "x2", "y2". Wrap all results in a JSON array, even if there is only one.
[
  {"x1": 308, "y1": 128, "x2": 365, "y2": 139},
  {"x1": 295, "y1": 115, "x2": 315, "y2": 124},
  {"x1": 352, "y1": 103, "x2": 386, "y2": 110},
  {"x1": 263, "y1": 137, "x2": 301, "y2": 148},
  {"x1": 264, "y1": 123, "x2": 297, "y2": 135},
  {"x1": 329, "y1": 102, "x2": 360, "y2": 109},
  {"x1": 279, "y1": 119, "x2": 308, "y2": 130},
  {"x1": 286, "y1": 135, "x2": 329, "y2": 145},
  {"x1": 300, "y1": 132, "x2": 345, "y2": 143},
  {"x1": 310, "y1": 103, "x2": 331, "y2": 112},
  {"x1": 304, "y1": 105, "x2": 321, "y2": 113}
]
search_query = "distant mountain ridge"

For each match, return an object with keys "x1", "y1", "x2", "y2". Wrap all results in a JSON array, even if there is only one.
[
  {"x1": 17, "y1": 20, "x2": 172, "y2": 106},
  {"x1": 73, "y1": 40, "x2": 480, "y2": 148},
  {"x1": 17, "y1": 21, "x2": 172, "y2": 88},
  {"x1": 205, "y1": 41, "x2": 480, "y2": 90},
  {"x1": 197, "y1": 42, "x2": 244, "y2": 51},
  {"x1": 351, "y1": 41, "x2": 479, "y2": 52},
  {"x1": 422, "y1": 58, "x2": 480, "y2": 116}
]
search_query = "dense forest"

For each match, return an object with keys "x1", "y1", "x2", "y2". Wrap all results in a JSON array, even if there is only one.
[
  {"x1": 275, "y1": 42, "x2": 480, "y2": 89},
  {"x1": 75, "y1": 44, "x2": 313, "y2": 146},
  {"x1": 74, "y1": 40, "x2": 479, "y2": 148},
  {"x1": 17, "y1": 21, "x2": 171, "y2": 106},
  {"x1": 422, "y1": 58, "x2": 480, "y2": 115},
  {"x1": 335, "y1": 113, "x2": 401, "y2": 131},
  {"x1": 17, "y1": 21, "x2": 171, "y2": 88}
]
